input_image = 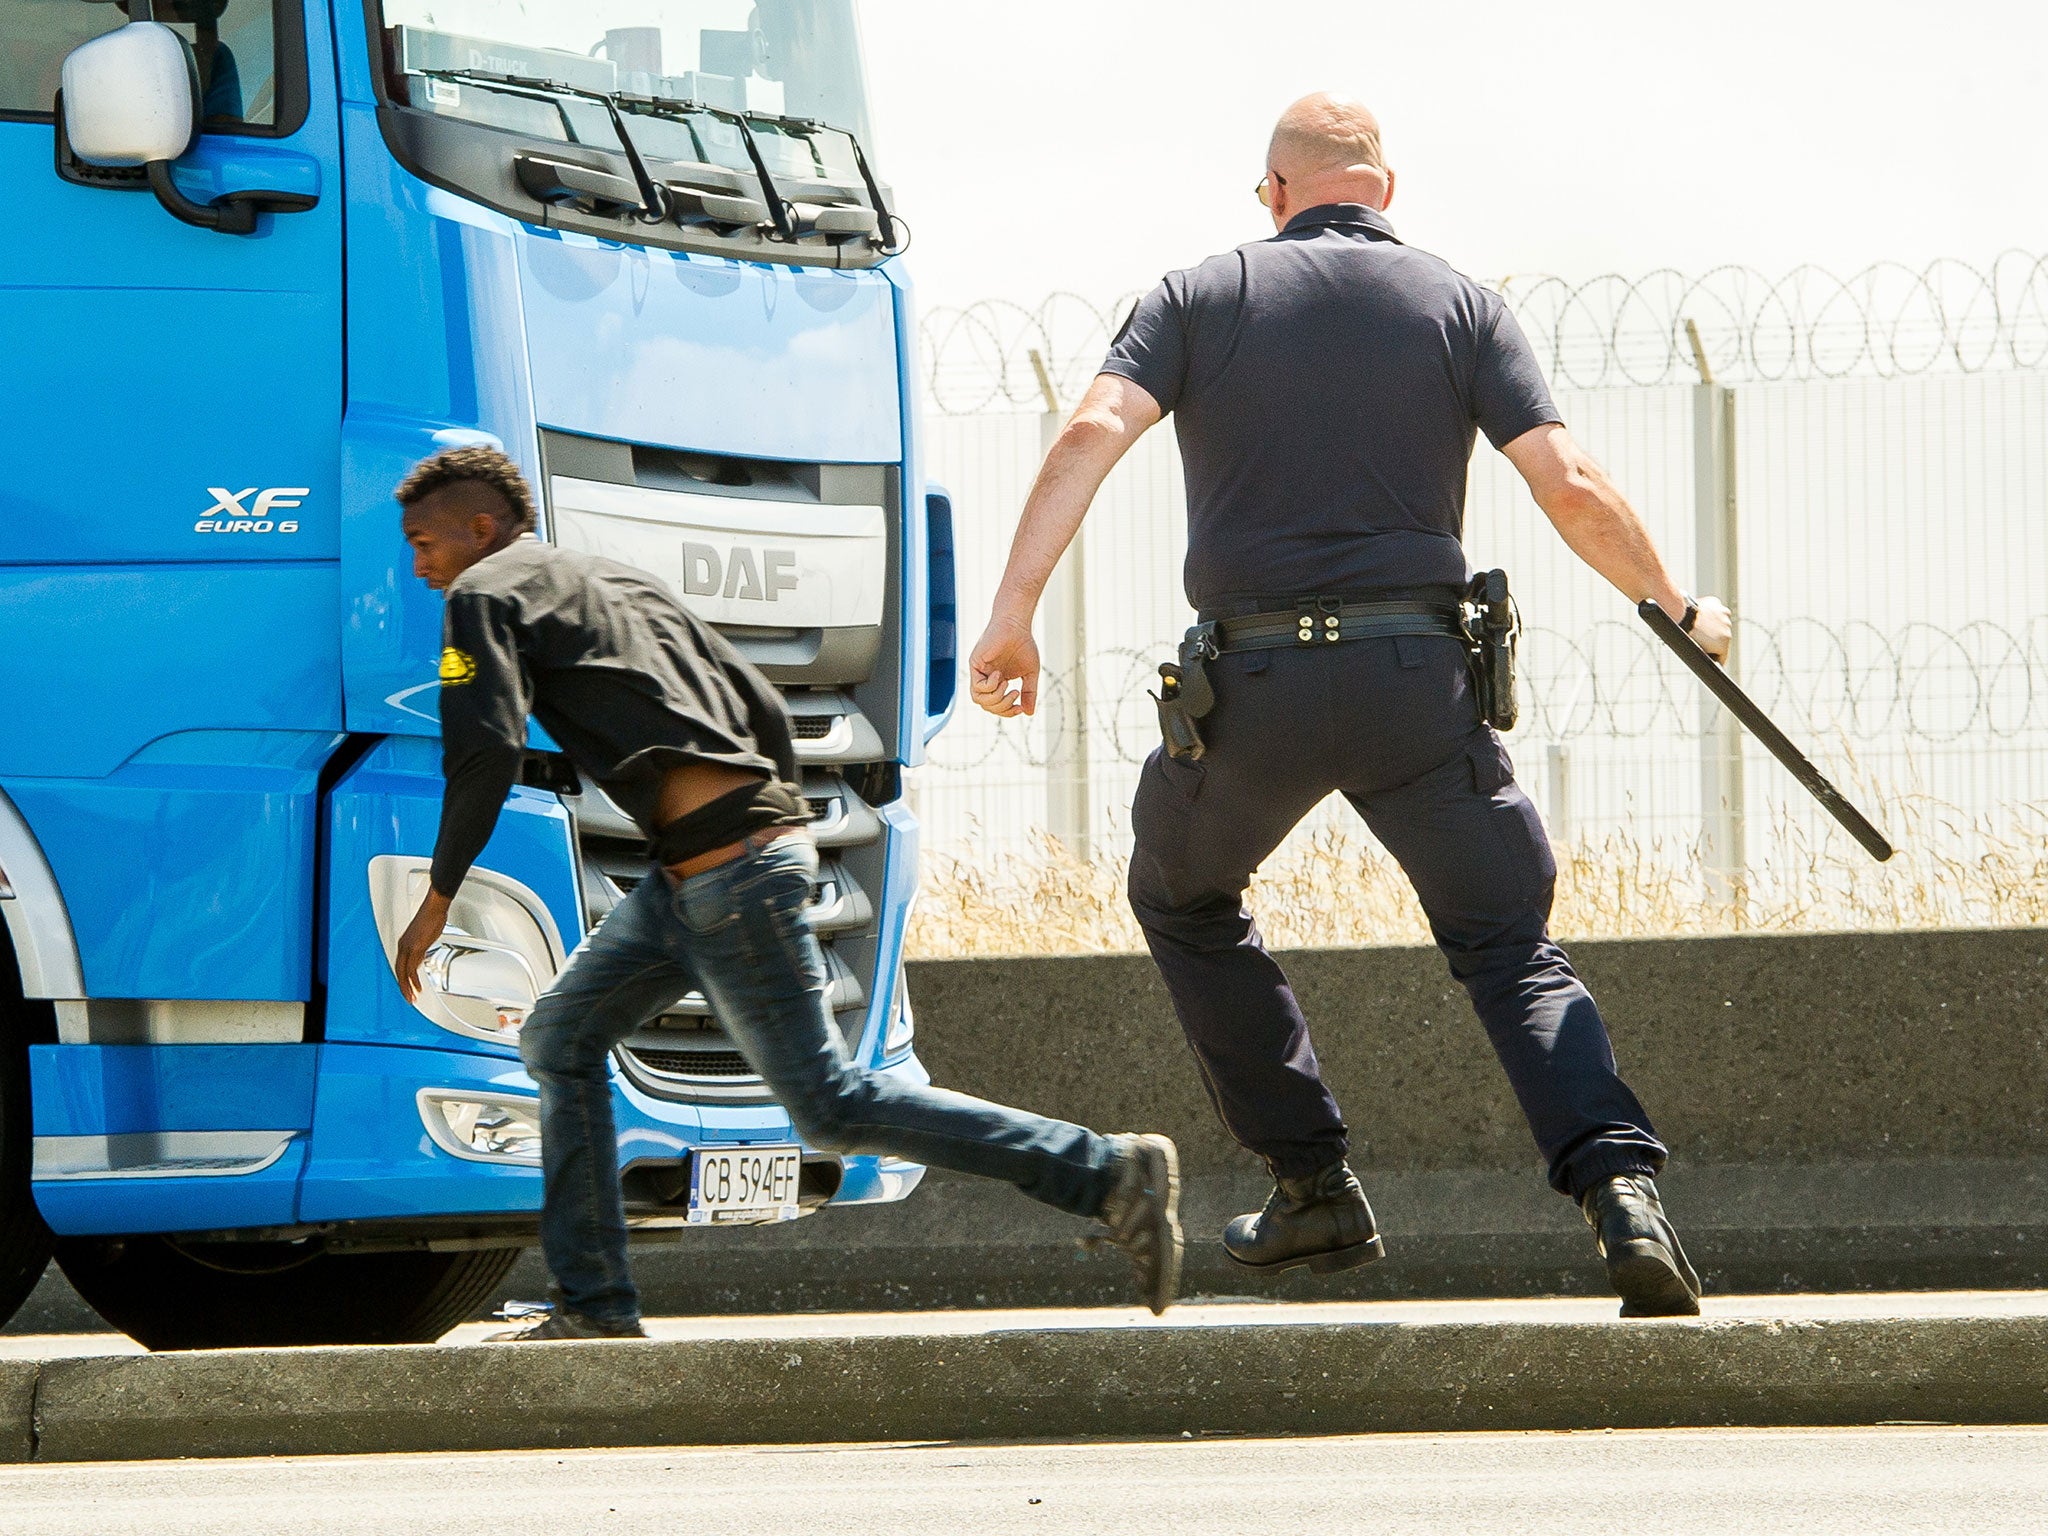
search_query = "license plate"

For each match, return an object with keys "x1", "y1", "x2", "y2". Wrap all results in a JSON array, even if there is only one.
[{"x1": 687, "y1": 1145, "x2": 802, "y2": 1224}]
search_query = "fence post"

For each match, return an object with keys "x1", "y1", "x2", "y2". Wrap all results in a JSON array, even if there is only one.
[
  {"x1": 1029, "y1": 349, "x2": 1090, "y2": 859},
  {"x1": 1545, "y1": 743, "x2": 1571, "y2": 848},
  {"x1": 1688, "y1": 320, "x2": 1745, "y2": 902}
]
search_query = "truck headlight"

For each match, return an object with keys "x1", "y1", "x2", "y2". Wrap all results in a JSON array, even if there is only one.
[
  {"x1": 419, "y1": 1090, "x2": 543, "y2": 1164},
  {"x1": 370, "y1": 856, "x2": 566, "y2": 1043}
]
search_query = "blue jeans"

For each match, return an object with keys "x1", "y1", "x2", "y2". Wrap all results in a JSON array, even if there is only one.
[{"x1": 518, "y1": 834, "x2": 1120, "y2": 1325}]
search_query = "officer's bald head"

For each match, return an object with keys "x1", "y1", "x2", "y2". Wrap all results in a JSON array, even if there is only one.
[{"x1": 1265, "y1": 94, "x2": 1394, "y2": 224}]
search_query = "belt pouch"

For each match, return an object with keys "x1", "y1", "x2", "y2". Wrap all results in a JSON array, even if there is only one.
[
  {"x1": 1464, "y1": 569, "x2": 1520, "y2": 731},
  {"x1": 1152, "y1": 664, "x2": 1206, "y2": 760},
  {"x1": 1152, "y1": 624, "x2": 1220, "y2": 760}
]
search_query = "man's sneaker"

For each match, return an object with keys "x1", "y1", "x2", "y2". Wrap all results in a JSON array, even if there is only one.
[
  {"x1": 484, "y1": 1306, "x2": 648, "y2": 1342},
  {"x1": 1092, "y1": 1133, "x2": 1183, "y2": 1315},
  {"x1": 1223, "y1": 1160, "x2": 1384, "y2": 1275},
  {"x1": 1580, "y1": 1172, "x2": 1702, "y2": 1317}
]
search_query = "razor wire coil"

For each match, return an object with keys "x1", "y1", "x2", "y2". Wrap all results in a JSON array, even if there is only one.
[
  {"x1": 921, "y1": 252, "x2": 2048, "y2": 412},
  {"x1": 921, "y1": 618, "x2": 2048, "y2": 774}
]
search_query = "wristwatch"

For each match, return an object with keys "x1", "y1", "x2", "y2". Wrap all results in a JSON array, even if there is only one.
[{"x1": 1679, "y1": 595, "x2": 1700, "y2": 634}]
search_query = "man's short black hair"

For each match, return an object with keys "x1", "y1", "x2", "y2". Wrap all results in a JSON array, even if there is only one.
[{"x1": 394, "y1": 446, "x2": 538, "y2": 535}]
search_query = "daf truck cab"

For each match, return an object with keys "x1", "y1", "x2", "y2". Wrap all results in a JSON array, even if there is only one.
[{"x1": 0, "y1": 0, "x2": 958, "y2": 1347}]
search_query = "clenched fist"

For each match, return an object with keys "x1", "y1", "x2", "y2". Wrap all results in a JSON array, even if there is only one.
[{"x1": 968, "y1": 615, "x2": 1040, "y2": 718}]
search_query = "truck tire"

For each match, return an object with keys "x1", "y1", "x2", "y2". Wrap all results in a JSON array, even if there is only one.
[
  {"x1": 54, "y1": 1235, "x2": 520, "y2": 1350},
  {"x1": 0, "y1": 998, "x2": 56, "y2": 1331}
]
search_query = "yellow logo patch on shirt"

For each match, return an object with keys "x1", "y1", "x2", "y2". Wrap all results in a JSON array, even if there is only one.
[{"x1": 439, "y1": 647, "x2": 477, "y2": 686}]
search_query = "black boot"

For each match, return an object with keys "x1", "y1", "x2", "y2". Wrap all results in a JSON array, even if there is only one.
[
  {"x1": 1223, "y1": 1160, "x2": 1384, "y2": 1275},
  {"x1": 1580, "y1": 1173, "x2": 1701, "y2": 1317}
]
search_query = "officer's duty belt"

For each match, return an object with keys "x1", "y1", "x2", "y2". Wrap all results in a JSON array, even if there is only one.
[
  {"x1": 1205, "y1": 598, "x2": 1466, "y2": 655},
  {"x1": 1156, "y1": 597, "x2": 1478, "y2": 761}
]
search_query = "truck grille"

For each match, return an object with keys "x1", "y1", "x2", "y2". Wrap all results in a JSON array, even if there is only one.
[
  {"x1": 625, "y1": 1047, "x2": 755, "y2": 1079},
  {"x1": 534, "y1": 438, "x2": 902, "y2": 1111}
]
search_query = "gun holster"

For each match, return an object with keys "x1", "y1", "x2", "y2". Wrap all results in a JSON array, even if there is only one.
[
  {"x1": 1152, "y1": 622, "x2": 1219, "y2": 760},
  {"x1": 1463, "y1": 569, "x2": 1520, "y2": 731}
]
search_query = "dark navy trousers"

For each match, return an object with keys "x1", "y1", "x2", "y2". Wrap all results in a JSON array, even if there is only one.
[{"x1": 1126, "y1": 631, "x2": 1666, "y2": 1200}]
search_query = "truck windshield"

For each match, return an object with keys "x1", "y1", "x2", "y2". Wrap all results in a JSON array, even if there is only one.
[{"x1": 378, "y1": 0, "x2": 875, "y2": 183}]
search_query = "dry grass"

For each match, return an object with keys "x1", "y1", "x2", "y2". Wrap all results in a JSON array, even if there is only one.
[{"x1": 905, "y1": 792, "x2": 2048, "y2": 959}]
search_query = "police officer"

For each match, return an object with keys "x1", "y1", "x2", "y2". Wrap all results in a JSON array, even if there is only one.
[{"x1": 968, "y1": 94, "x2": 1732, "y2": 1317}]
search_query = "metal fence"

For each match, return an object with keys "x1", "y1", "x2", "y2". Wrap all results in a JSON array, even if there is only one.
[{"x1": 909, "y1": 258, "x2": 2048, "y2": 932}]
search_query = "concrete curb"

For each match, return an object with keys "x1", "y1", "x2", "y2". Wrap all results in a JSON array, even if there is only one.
[
  {"x1": 0, "y1": 1363, "x2": 33, "y2": 1463},
  {"x1": 14, "y1": 1316, "x2": 2048, "y2": 1462}
]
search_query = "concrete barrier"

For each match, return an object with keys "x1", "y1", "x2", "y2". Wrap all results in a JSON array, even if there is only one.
[
  {"x1": 910, "y1": 928, "x2": 2048, "y2": 1178},
  {"x1": 11, "y1": 1313, "x2": 2048, "y2": 1462}
]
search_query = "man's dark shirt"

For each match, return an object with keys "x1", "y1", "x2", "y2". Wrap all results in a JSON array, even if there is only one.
[
  {"x1": 1099, "y1": 204, "x2": 1561, "y2": 611},
  {"x1": 431, "y1": 540, "x2": 798, "y2": 896}
]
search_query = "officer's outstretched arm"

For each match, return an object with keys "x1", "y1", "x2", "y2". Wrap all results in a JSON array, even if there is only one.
[
  {"x1": 1501, "y1": 423, "x2": 1732, "y2": 662},
  {"x1": 969, "y1": 374, "x2": 1162, "y2": 717}
]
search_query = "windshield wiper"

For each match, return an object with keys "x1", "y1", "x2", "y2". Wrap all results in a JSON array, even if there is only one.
[
  {"x1": 420, "y1": 68, "x2": 894, "y2": 252},
  {"x1": 423, "y1": 67, "x2": 670, "y2": 225},
  {"x1": 741, "y1": 112, "x2": 904, "y2": 254},
  {"x1": 616, "y1": 94, "x2": 798, "y2": 243}
]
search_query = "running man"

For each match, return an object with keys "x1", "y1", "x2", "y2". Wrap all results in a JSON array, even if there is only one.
[{"x1": 391, "y1": 446, "x2": 1181, "y2": 1337}]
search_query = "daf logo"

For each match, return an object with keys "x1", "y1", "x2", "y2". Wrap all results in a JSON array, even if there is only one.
[
  {"x1": 195, "y1": 486, "x2": 307, "y2": 535},
  {"x1": 681, "y1": 542, "x2": 799, "y2": 603}
]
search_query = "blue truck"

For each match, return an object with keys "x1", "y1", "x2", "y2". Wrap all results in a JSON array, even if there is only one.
[{"x1": 0, "y1": 0, "x2": 957, "y2": 1347}]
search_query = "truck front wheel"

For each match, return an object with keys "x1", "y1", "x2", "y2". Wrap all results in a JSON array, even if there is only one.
[{"x1": 54, "y1": 1235, "x2": 519, "y2": 1349}]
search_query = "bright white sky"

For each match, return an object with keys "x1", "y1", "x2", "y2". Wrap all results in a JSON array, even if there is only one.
[{"x1": 858, "y1": 0, "x2": 2046, "y2": 313}]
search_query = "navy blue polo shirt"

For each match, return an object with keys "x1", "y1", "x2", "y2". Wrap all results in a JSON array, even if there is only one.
[{"x1": 1100, "y1": 204, "x2": 1561, "y2": 612}]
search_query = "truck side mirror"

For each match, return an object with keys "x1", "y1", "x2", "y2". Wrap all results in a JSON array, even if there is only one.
[
  {"x1": 60, "y1": 22, "x2": 198, "y2": 168},
  {"x1": 55, "y1": 21, "x2": 319, "y2": 235}
]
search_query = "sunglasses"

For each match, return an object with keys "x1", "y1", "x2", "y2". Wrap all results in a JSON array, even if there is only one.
[{"x1": 1255, "y1": 171, "x2": 1286, "y2": 208}]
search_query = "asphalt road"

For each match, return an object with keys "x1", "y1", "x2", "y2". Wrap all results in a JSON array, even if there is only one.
[{"x1": 1, "y1": 1427, "x2": 2044, "y2": 1535}]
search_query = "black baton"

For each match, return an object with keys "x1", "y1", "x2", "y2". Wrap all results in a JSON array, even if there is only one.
[{"x1": 1637, "y1": 600, "x2": 1894, "y2": 863}]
